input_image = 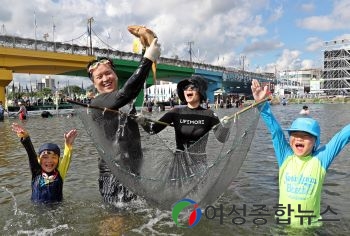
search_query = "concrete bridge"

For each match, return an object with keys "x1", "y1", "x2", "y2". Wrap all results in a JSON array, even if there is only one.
[{"x1": 0, "y1": 35, "x2": 276, "y2": 105}]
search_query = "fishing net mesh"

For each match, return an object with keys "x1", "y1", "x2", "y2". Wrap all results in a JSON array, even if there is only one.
[{"x1": 73, "y1": 103, "x2": 261, "y2": 209}]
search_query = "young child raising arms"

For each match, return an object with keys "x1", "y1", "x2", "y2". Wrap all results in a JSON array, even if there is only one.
[
  {"x1": 12, "y1": 123, "x2": 78, "y2": 203},
  {"x1": 251, "y1": 79, "x2": 350, "y2": 227}
]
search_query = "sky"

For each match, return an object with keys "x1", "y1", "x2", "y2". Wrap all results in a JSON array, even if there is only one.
[{"x1": 1, "y1": 0, "x2": 350, "y2": 88}]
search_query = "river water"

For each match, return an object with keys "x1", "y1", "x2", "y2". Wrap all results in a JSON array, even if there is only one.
[{"x1": 1, "y1": 103, "x2": 350, "y2": 236}]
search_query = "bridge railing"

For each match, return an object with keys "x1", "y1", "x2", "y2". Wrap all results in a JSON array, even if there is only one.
[
  {"x1": 0, "y1": 35, "x2": 225, "y2": 70},
  {"x1": 0, "y1": 34, "x2": 275, "y2": 83}
]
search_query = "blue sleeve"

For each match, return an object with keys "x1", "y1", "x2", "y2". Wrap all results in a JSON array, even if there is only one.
[
  {"x1": 259, "y1": 102, "x2": 293, "y2": 167},
  {"x1": 316, "y1": 123, "x2": 350, "y2": 170}
]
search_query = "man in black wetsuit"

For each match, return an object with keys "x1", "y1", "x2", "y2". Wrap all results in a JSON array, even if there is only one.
[{"x1": 87, "y1": 38, "x2": 160, "y2": 204}]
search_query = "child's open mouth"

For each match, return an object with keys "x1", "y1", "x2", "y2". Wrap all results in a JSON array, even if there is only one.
[{"x1": 295, "y1": 143, "x2": 304, "y2": 151}]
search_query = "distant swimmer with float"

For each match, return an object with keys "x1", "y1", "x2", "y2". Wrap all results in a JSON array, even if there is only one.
[
  {"x1": 17, "y1": 101, "x2": 27, "y2": 120},
  {"x1": 281, "y1": 97, "x2": 287, "y2": 106},
  {"x1": 0, "y1": 101, "x2": 7, "y2": 121},
  {"x1": 41, "y1": 111, "x2": 53, "y2": 118},
  {"x1": 299, "y1": 105, "x2": 310, "y2": 116}
]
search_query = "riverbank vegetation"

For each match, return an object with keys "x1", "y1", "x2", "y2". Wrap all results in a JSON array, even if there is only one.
[{"x1": 270, "y1": 96, "x2": 350, "y2": 105}]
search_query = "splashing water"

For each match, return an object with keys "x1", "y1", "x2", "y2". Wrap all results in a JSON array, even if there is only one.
[{"x1": 2, "y1": 186, "x2": 18, "y2": 215}]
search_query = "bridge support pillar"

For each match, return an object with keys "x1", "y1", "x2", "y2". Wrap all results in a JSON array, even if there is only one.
[
  {"x1": 0, "y1": 69, "x2": 13, "y2": 104},
  {"x1": 207, "y1": 83, "x2": 221, "y2": 105}
]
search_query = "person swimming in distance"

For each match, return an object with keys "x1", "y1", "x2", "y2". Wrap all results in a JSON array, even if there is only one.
[{"x1": 299, "y1": 105, "x2": 310, "y2": 115}]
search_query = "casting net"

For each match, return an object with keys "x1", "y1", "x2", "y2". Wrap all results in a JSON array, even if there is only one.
[{"x1": 72, "y1": 101, "x2": 262, "y2": 210}]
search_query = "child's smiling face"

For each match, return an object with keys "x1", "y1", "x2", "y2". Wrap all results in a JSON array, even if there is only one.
[
  {"x1": 289, "y1": 131, "x2": 316, "y2": 157},
  {"x1": 39, "y1": 150, "x2": 59, "y2": 173}
]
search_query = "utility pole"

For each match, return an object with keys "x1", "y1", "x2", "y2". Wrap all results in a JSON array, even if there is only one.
[
  {"x1": 0, "y1": 24, "x2": 6, "y2": 35},
  {"x1": 187, "y1": 41, "x2": 194, "y2": 62},
  {"x1": 34, "y1": 11, "x2": 37, "y2": 50},
  {"x1": 240, "y1": 55, "x2": 246, "y2": 80},
  {"x1": 43, "y1": 33, "x2": 49, "y2": 51},
  {"x1": 274, "y1": 64, "x2": 278, "y2": 81},
  {"x1": 240, "y1": 55, "x2": 246, "y2": 71},
  {"x1": 43, "y1": 33, "x2": 49, "y2": 40},
  {"x1": 107, "y1": 31, "x2": 111, "y2": 57},
  {"x1": 52, "y1": 16, "x2": 56, "y2": 52},
  {"x1": 87, "y1": 17, "x2": 94, "y2": 55}
]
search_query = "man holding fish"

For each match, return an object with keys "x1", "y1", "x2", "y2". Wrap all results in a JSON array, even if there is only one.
[{"x1": 86, "y1": 26, "x2": 160, "y2": 205}]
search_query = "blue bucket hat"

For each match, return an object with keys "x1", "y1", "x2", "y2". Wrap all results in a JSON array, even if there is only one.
[
  {"x1": 285, "y1": 117, "x2": 321, "y2": 150},
  {"x1": 38, "y1": 143, "x2": 61, "y2": 156}
]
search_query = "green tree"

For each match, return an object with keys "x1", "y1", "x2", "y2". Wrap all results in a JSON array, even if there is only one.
[
  {"x1": 36, "y1": 88, "x2": 54, "y2": 98},
  {"x1": 61, "y1": 85, "x2": 85, "y2": 96}
]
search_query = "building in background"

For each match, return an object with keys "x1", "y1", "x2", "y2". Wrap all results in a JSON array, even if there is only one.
[
  {"x1": 146, "y1": 81, "x2": 177, "y2": 102},
  {"x1": 36, "y1": 81, "x2": 45, "y2": 91},
  {"x1": 322, "y1": 39, "x2": 350, "y2": 95},
  {"x1": 275, "y1": 69, "x2": 322, "y2": 96},
  {"x1": 42, "y1": 76, "x2": 56, "y2": 90},
  {"x1": 274, "y1": 38, "x2": 350, "y2": 97}
]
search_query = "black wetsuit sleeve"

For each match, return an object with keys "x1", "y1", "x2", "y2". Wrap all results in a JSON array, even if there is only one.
[
  {"x1": 92, "y1": 58, "x2": 153, "y2": 109},
  {"x1": 20, "y1": 136, "x2": 41, "y2": 177},
  {"x1": 140, "y1": 110, "x2": 174, "y2": 134},
  {"x1": 90, "y1": 58, "x2": 152, "y2": 176}
]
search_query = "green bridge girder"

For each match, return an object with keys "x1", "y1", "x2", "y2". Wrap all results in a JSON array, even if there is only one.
[{"x1": 62, "y1": 58, "x2": 195, "y2": 107}]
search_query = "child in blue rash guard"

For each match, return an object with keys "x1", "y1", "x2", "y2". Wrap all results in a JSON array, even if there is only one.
[
  {"x1": 11, "y1": 123, "x2": 78, "y2": 203},
  {"x1": 251, "y1": 79, "x2": 350, "y2": 227}
]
